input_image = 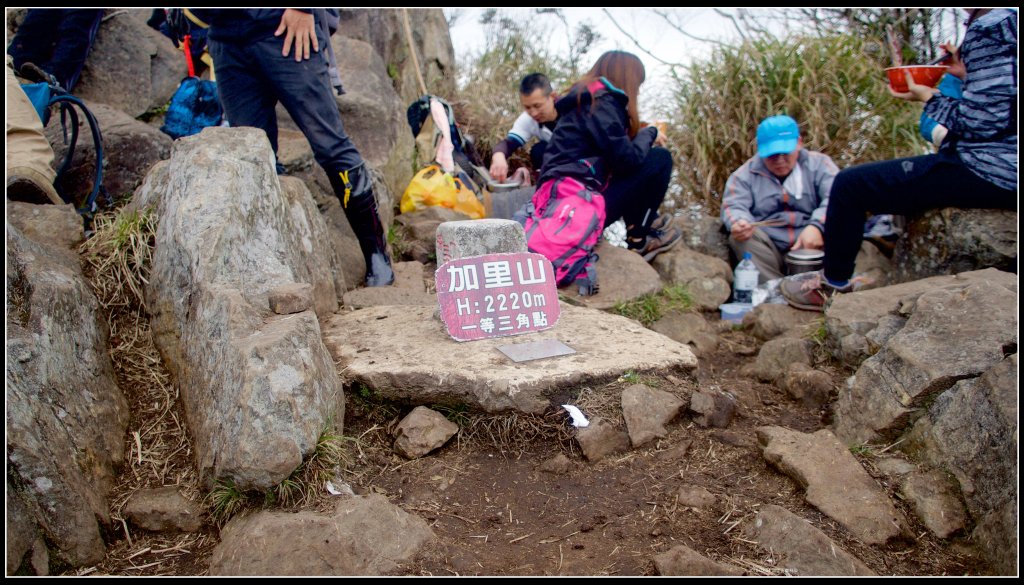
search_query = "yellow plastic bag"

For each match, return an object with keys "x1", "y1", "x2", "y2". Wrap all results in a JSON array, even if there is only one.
[{"x1": 401, "y1": 164, "x2": 485, "y2": 219}]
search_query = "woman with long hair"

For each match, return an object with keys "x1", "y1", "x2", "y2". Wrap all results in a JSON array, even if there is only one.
[{"x1": 529, "y1": 50, "x2": 680, "y2": 293}]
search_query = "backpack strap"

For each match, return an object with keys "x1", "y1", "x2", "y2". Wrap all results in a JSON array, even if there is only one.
[{"x1": 50, "y1": 94, "x2": 109, "y2": 226}]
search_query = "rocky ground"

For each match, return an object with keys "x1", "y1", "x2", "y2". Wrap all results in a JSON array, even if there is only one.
[{"x1": 62, "y1": 307, "x2": 995, "y2": 577}]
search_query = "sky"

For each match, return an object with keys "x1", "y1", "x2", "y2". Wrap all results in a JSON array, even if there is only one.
[{"x1": 444, "y1": 8, "x2": 756, "y2": 118}]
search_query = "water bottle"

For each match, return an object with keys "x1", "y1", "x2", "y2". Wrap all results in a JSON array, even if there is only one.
[{"x1": 733, "y1": 252, "x2": 759, "y2": 304}]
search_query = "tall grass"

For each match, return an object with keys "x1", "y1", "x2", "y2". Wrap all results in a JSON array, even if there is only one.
[{"x1": 661, "y1": 34, "x2": 926, "y2": 214}]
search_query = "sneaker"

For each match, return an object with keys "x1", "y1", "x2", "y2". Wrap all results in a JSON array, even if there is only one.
[
  {"x1": 779, "y1": 270, "x2": 852, "y2": 312},
  {"x1": 628, "y1": 221, "x2": 683, "y2": 262}
]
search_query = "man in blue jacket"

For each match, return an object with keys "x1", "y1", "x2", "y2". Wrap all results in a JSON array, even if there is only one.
[
  {"x1": 720, "y1": 115, "x2": 838, "y2": 283},
  {"x1": 183, "y1": 8, "x2": 393, "y2": 286}
]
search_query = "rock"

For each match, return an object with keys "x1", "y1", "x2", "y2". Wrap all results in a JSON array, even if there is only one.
[
  {"x1": 5, "y1": 202, "x2": 84, "y2": 251},
  {"x1": 757, "y1": 426, "x2": 907, "y2": 545},
  {"x1": 268, "y1": 283, "x2": 314, "y2": 315},
  {"x1": 892, "y1": 208, "x2": 1017, "y2": 283},
  {"x1": 853, "y1": 239, "x2": 893, "y2": 288},
  {"x1": 751, "y1": 337, "x2": 814, "y2": 383},
  {"x1": 142, "y1": 128, "x2": 345, "y2": 490},
  {"x1": 741, "y1": 303, "x2": 819, "y2": 341},
  {"x1": 330, "y1": 36, "x2": 414, "y2": 208},
  {"x1": 435, "y1": 219, "x2": 527, "y2": 262},
  {"x1": 647, "y1": 245, "x2": 733, "y2": 311},
  {"x1": 689, "y1": 389, "x2": 736, "y2": 429},
  {"x1": 393, "y1": 407, "x2": 459, "y2": 459},
  {"x1": 711, "y1": 430, "x2": 755, "y2": 449},
  {"x1": 832, "y1": 280, "x2": 1017, "y2": 446},
  {"x1": 654, "y1": 544, "x2": 742, "y2": 576},
  {"x1": 124, "y1": 487, "x2": 204, "y2": 533},
  {"x1": 654, "y1": 221, "x2": 732, "y2": 272},
  {"x1": 575, "y1": 418, "x2": 630, "y2": 463},
  {"x1": 392, "y1": 261, "x2": 428, "y2": 291},
  {"x1": 562, "y1": 242, "x2": 664, "y2": 310},
  {"x1": 824, "y1": 269, "x2": 1016, "y2": 368},
  {"x1": 75, "y1": 9, "x2": 182, "y2": 117},
  {"x1": 621, "y1": 384, "x2": 686, "y2": 447},
  {"x1": 873, "y1": 457, "x2": 918, "y2": 478},
  {"x1": 6, "y1": 210, "x2": 129, "y2": 568},
  {"x1": 7, "y1": 486, "x2": 38, "y2": 575},
  {"x1": 904, "y1": 354, "x2": 1017, "y2": 574},
  {"x1": 677, "y1": 485, "x2": 717, "y2": 509},
  {"x1": 781, "y1": 363, "x2": 833, "y2": 409},
  {"x1": 685, "y1": 277, "x2": 733, "y2": 312},
  {"x1": 742, "y1": 504, "x2": 875, "y2": 576},
  {"x1": 539, "y1": 453, "x2": 573, "y2": 475},
  {"x1": 900, "y1": 470, "x2": 968, "y2": 539},
  {"x1": 46, "y1": 103, "x2": 173, "y2": 208},
  {"x1": 394, "y1": 207, "x2": 474, "y2": 263},
  {"x1": 650, "y1": 311, "x2": 719, "y2": 357},
  {"x1": 323, "y1": 303, "x2": 697, "y2": 414},
  {"x1": 656, "y1": 440, "x2": 693, "y2": 462},
  {"x1": 337, "y1": 9, "x2": 456, "y2": 106},
  {"x1": 343, "y1": 287, "x2": 436, "y2": 309},
  {"x1": 208, "y1": 494, "x2": 435, "y2": 575}
]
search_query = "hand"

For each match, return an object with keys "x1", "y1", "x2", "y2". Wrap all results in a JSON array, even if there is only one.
[
  {"x1": 888, "y1": 69, "x2": 940, "y2": 103},
  {"x1": 275, "y1": 9, "x2": 318, "y2": 62},
  {"x1": 792, "y1": 224, "x2": 823, "y2": 250},
  {"x1": 654, "y1": 127, "x2": 668, "y2": 147},
  {"x1": 730, "y1": 219, "x2": 754, "y2": 242},
  {"x1": 939, "y1": 42, "x2": 966, "y2": 80},
  {"x1": 489, "y1": 152, "x2": 508, "y2": 182}
]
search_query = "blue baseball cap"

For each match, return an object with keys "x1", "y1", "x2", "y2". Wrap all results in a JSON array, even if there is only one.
[{"x1": 757, "y1": 115, "x2": 800, "y2": 158}]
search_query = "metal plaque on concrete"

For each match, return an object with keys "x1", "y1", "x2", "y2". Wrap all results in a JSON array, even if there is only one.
[
  {"x1": 436, "y1": 252, "x2": 560, "y2": 342},
  {"x1": 496, "y1": 339, "x2": 577, "y2": 363}
]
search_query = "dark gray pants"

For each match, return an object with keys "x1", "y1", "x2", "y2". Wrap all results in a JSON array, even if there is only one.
[{"x1": 208, "y1": 33, "x2": 362, "y2": 175}]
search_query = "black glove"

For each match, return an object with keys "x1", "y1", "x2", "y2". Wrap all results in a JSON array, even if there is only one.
[{"x1": 164, "y1": 8, "x2": 191, "y2": 48}]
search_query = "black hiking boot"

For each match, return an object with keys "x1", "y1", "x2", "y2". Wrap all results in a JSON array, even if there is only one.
[{"x1": 329, "y1": 164, "x2": 394, "y2": 287}]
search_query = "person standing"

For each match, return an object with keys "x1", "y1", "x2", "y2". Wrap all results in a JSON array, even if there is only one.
[{"x1": 182, "y1": 8, "x2": 393, "y2": 286}]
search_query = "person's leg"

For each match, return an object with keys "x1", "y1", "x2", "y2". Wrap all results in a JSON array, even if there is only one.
[
  {"x1": 727, "y1": 229, "x2": 786, "y2": 283},
  {"x1": 252, "y1": 34, "x2": 390, "y2": 286},
  {"x1": 603, "y1": 146, "x2": 673, "y2": 233},
  {"x1": 45, "y1": 9, "x2": 103, "y2": 91},
  {"x1": 823, "y1": 152, "x2": 1017, "y2": 284},
  {"x1": 207, "y1": 38, "x2": 280, "y2": 152},
  {"x1": 7, "y1": 10, "x2": 59, "y2": 76},
  {"x1": 529, "y1": 140, "x2": 547, "y2": 171},
  {"x1": 5, "y1": 57, "x2": 61, "y2": 205}
]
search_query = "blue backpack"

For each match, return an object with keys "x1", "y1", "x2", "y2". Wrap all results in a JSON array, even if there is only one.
[
  {"x1": 20, "y1": 64, "x2": 110, "y2": 228},
  {"x1": 160, "y1": 35, "x2": 222, "y2": 139}
]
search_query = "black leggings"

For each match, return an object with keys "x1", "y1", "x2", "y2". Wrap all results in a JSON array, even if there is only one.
[
  {"x1": 824, "y1": 149, "x2": 1016, "y2": 283},
  {"x1": 603, "y1": 146, "x2": 673, "y2": 237}
]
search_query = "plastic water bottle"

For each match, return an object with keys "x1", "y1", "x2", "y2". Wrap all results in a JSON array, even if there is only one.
[{"x1": 733, "y1": 252, "x2": 759, "y2": 304}]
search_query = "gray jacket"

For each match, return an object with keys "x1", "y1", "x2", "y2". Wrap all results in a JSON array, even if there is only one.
[{"x1": 720, "y1": 149, "x2": 838, "y2": 253}]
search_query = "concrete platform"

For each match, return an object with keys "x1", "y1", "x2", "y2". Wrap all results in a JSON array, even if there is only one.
[{"x1": 322, "y1": 303, "x2": 697, "y2": 414}]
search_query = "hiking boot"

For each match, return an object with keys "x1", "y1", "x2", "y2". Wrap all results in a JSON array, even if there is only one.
[
  {"x1": 329, "y1": 165, "x2": 394, "y2": 287},
  {"x1": 7, "y1": 176, "x2": 62, "y2": 205},
  {"x1": 628, "y1": 221, "x2": 683, "y2": 262},
  {"x1": 779, "y1": 270, "x2": 852, "y2": 312}
]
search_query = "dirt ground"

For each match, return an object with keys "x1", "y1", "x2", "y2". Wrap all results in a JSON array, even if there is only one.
[{"x1": 62, "y1": 315, "x2": 996, "y2": 577}]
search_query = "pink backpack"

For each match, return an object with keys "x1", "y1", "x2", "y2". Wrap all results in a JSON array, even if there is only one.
[{"x1": 523, "y1": 177, "x2": 606, "y2": 296}]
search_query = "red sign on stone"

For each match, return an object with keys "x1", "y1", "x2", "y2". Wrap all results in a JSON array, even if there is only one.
[{"x1": 435, "y1": 252, "x2": 560, "y2": 342}]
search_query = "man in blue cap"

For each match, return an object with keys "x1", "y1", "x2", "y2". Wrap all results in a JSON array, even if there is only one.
[{"x1": 720, "y1": 114, "x2": 838, "y2": 282}]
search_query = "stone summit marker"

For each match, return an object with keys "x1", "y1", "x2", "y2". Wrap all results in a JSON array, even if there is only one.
[{"x1": 435, "y1": 252, "x2": 560, "y2": 342}]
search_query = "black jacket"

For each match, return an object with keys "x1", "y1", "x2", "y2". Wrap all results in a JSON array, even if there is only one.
[{"x1": 537, "y1": 76, "x2": 657, "y2": 192}]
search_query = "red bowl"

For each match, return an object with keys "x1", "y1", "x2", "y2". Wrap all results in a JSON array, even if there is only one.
[{"x1": 885, "y1": 65, "x2": 948, "y2": 92}]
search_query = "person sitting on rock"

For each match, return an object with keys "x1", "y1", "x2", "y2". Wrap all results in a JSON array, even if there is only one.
[
  {"x1": 780, "y1": 8, "x2": 1017, "y2": 312},
  {"x1": 7, "y1": 9, "x2": 104, "y2": 93},
  {"x1": 721, "y1": 114, "x2": 838, "y2": 283},
  {"x1": 176, "y1": 8, "x2": 393, "y2": 287},
  {"x1": 536, "y1": 50, "x2": 682, "y2": 263},
  {"x1": 489, "y1": 72, "x2": 560, "y2": 183},
  {"x1": 5, "y1": 55, "x2": 62, "y2": 205}
]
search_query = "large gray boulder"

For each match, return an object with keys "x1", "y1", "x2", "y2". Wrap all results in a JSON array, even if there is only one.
[
  {"x1": 6, "y1": 203, "x2": 129, "y2": 569},
  {"x1": 562, "y1": 243, "x2": 664, "y2": 310},
  {"x1": 892, "y1": 208, "x2": 1017, "y2": 283},
  {"x1": 824, "y1": 269, "x2": 1017, "y2": 367},
  {"x1": 651, "y1": 246, "x2": 732, "y2": 311},
  {"x1": 75, "y1": 9, "x2": 183, "y2": 118},
  {"x1": 338, "y1": 8, "x2": 456, "y2": 106},
  {"x1": 905, "y1": 354, "x2": 1017, "y2": 575},
  {"x1": 141, "y1": 127, "x2": 345, "y2": 490},
  {"x1": 832, "y1": 280, "x2": 1017, "y2": 446}
]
